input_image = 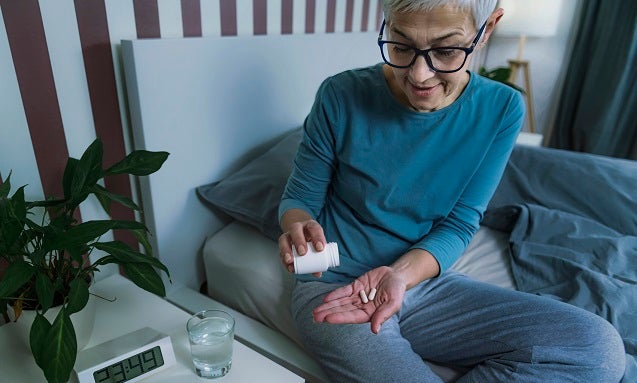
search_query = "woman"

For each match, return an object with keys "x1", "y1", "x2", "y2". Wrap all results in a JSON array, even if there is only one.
[{"x1": 278, "y1": 1, "x2": 625, "y2": 382}]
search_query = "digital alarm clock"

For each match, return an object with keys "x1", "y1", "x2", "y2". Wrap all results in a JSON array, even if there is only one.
[{"x1": 74, "y1": 327, "x2": 176, "y2": 383}]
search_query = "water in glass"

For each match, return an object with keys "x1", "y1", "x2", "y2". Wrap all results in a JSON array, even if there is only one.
[{"x1": 188, "y1": 316, "x2": 234, "y2": 378}]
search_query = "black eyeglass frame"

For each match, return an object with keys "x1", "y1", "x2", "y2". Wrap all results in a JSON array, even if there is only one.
[{"x1": 377, "y1": 19, "x2": 487, "y2": 73}]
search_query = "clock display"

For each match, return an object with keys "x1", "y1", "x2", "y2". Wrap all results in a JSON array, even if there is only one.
[
  {"x1": 75, "y1": 327, "x2": 176, "y2": 383},
  {"x1": 93, "y1": 345, "x2": 165, "y2": 383}
]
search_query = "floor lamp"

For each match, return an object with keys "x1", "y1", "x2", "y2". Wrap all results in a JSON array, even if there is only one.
[{"x1": 496, "y1": 0, "x2": 563, "y2": 134}]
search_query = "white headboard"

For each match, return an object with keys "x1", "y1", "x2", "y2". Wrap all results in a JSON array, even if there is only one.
[{"x1": 122, "y1": 32, "x2": 380, "y2": 292}]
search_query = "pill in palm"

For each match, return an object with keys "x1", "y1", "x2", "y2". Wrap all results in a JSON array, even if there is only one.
[
  {"x1": 368, "y1": 288, "x2": 377, "y2": 301},
  {"x1": 359, "y1": 290, "x2": 369, "y2": 304}
]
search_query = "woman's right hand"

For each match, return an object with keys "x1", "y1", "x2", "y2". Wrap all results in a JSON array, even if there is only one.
[{"x1": 278, "y1": 211, "x2": 326, "y2": 277}]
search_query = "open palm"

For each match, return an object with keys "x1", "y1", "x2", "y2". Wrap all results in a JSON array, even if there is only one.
[{"x1": 312, "y1": 266, "x2": 407, "y2": 334}]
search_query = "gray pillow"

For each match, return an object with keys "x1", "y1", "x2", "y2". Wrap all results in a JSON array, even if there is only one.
[{"x1": 196, "y1": 128, "x2": 302, "y2": 240}]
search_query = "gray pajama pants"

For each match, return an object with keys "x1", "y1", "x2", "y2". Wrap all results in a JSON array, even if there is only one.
[{"x1": 291, "y1": 272, "x2": 625, "y2": 383}]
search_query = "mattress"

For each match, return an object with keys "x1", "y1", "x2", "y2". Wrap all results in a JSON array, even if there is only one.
[{"x1": 203, "y1": 220, "x2": 515, "y2": 381}]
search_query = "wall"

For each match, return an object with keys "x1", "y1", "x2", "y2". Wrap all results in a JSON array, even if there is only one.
[
  {"x1": 484, "y1": 0, "x2": 581, "y2": 138},
  {"x1": 0, "y1": 0, "x2": 385, "y2": 279}
]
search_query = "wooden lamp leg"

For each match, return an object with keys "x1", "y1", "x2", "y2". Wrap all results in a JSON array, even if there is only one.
[
  {"x1": 507, "y1": 59, "x2": 536, "y2": 134},
  {"x1": 521, "y1": 62, "x2": 536, "y2": 134}
]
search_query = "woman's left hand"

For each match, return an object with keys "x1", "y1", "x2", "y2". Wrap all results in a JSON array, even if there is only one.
[{"x1": 312, "y1": 266, "x2": 407, "y2": 334}]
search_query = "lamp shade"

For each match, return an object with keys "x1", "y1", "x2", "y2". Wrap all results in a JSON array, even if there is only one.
[{"x1": 497, "y1": 0, "x2": 563, "y2": 37}]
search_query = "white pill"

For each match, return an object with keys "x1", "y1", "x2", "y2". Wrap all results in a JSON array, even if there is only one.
[
  {"x1": 359, "y1": 290, "x2": 369, "y2": 304},
  {"x1": 368, "y1": 288, "x2": 377, "y2": 301}
]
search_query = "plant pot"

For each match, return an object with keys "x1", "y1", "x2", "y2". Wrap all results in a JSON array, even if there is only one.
[{"x1": 5, "y1": 292, "x2": 97, "y2": 352}]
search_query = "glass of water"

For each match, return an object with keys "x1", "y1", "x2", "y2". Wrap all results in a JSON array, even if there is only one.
[{"x1": 186, "y1": 310, "x2": 235, "y2": 379}]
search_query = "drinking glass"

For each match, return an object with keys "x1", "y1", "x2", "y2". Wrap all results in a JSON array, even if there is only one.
[{"x1": 186, "y1": 310, "x2": 235, "y2": 379}]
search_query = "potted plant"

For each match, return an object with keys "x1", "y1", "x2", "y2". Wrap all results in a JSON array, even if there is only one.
[
  {"x1": 0, "y1": 138, "x2": 170, "y2": 383},
  {"x1": 478, "y1": 65, "x2": 526, "y2": 93}
]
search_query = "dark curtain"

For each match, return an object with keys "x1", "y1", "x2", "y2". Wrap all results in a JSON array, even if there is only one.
[{"x1": 549, "y1": 1, "x2": 637, "y2": 160}]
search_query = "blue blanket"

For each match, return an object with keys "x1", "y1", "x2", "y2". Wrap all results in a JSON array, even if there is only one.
[
  {"x1": 485, "y1": 145, "x2": 637, "y2": 382},
  {"x1": 485, "y1": 204, "x2": 636, "y2": 382}
]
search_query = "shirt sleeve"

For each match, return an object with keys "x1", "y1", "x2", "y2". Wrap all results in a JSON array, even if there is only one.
[
  {"x1": 411, "y1": 91, "x2": 525, "y2": 272},
  {"x1": 278, "y1": 78, "x2": 339, "y2": 221}
]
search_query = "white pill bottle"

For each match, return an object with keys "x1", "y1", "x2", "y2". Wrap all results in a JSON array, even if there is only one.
[{"x1": 293, "y1": 242, "x2": 340, "y2": 274}]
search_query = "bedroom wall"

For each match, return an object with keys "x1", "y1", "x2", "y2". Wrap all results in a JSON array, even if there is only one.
[
  {"x1": 0, "y1": 0, "x2": 386, "y2": 280},
  {"x1": 485, "y1": 0, "x2": 581, "y2": 140},
  {"x1": 0, "y1": 0, "x2": 575, "y2": 279}
]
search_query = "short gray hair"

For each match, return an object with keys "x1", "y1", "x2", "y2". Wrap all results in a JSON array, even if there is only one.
[{"x1": 382, "y1": 0, "x2": 497, "y2": 29}]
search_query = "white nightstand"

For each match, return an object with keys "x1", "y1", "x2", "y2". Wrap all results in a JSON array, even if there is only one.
[
  {"x1": 516, "y1": 131, "x2": 544, "y2": 146},
  {"x1": 0, "y1": 274, "x2": 303, "y2": 383}
]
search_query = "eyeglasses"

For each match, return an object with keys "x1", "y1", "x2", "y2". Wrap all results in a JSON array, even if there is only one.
[{"x1": 377, "y1": 19, "x2": 487, "y2": 73}]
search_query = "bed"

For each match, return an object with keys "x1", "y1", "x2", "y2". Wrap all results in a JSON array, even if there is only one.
[{"x1": 121, "y1": 33, "x2": 636, "y2": 382}]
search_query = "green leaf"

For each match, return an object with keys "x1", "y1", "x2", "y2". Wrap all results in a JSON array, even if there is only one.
[
  {"x1": 122, "y1": 262, "x2": 166, "y2": 297},
  {"x1": 0, "y1": 261, "x2": 35, "y2": 299},
  {"x1": 67, "y1": 244, "x2": 89, "y2": 265},
  {"x1": 10, "y1": 185, "x2": 27, "y2": 220},
  {"x1": 489, "y1": 67, "x2": 512, "y2": 82},
  {"x1": 92, "y1": 185, "x2": 112, "y2": 215},
  {"x1": 90, "y1": 255, "x2": 117, "y2": 267},
  {"x1": 62, "y1": 158, "x2": 78, "y2": 200},
  {"x1": 92, "y1": 241, "x2": 169, "y2": 275},
  {"x1": 30, "y1": 312, "x2": 52, "y2": 368},
  {"x1": 26, "y1": 198, "x2": 66, "y2": 209},
  {"x1": 43, "y1": 220, "x2": 146, "y2": 251},
  {"x1": 478, "y1": 66, "x2": 526, "y2": 94},
  {"x1": 0, "y1": 188, "x2": 27, "y2": 254},
  {"x1": 90, "y1": 184, "x2": 141, "y2": 214},
  {"x1": 110, "y1": 220, "x2": 148, "y2": 231},
  {"x1": 43, "y1": 221, "x2": 114, "y2": 251},
  {"x1": 40, "y1": 308, "x2": 77, "y2": 383},
  {"x1": 131, "y1": 229, "x2": 153, "y2": 258},
  {"x1": 0, "y1": 171, "x2": 11, "y2": 197},
  {"x1": 71, "y1": 139, "x2": 104, "y2": 199},
  {"x1": 105, "y1": 150, "x2": 169, "y2": 176},
  {"x1": 0, "y1": 221, "x2": 23, "y2": 256},
  {"x1": 47, "y1": 213, "x2": 76, "y2": 233},
  {"x1": 0, "y1": 298, "x2": 7, "y2": 318},
  {"x1": 35, "y1": 272, "x2": 54, "y2": 312},
  {"x1": 66, "y1": 278, "x2": 89, "y2": 315},
  {"x1": 479, "y1": 66, "x2": 512, "y2": 81}
]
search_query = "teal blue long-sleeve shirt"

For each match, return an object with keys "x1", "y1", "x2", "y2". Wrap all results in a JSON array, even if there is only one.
[{"x1": 279, "y1": 63, "x2": 524, "y2": 283}]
